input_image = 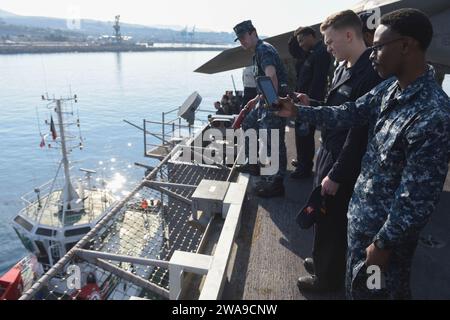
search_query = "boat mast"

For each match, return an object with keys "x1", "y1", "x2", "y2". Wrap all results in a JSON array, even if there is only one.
[{"x1": 55, "y1": 99, "x2": 83, "y2": 215}]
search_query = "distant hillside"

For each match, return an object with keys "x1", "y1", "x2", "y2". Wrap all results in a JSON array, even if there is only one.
[
  {"x1": 0, "y1": 9, "x2": 18, "y2": 17},
  {"x1": 0, "y1": 9, "x2": 236, "y2": 44}
]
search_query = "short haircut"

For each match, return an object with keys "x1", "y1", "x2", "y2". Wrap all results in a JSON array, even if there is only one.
[
  {"x1": 320, "y1": 10, "x2": 363, "y2": 38},
  {"x1": 380, "y1": 8, "x2": 433, "y2": 51},
  {"x1": 294, "y1": 26, "x2": 316, "y2": 38}
]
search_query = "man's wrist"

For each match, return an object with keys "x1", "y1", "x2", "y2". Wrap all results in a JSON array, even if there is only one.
[
  {"x1": 327, "y1": 170, "x2": 343, "y2": 185},
  {"x1": 373, "y1": 236, "x2": 392, "y2": 250}
]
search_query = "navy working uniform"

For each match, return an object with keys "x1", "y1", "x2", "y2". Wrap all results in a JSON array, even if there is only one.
[
  {"x1": 295, "y1": 66, "x2": 450, "y2": 299},
  {"x1": 308, "y1": 49, "x2": 383, "y2": 289},
  {"x1": 295, "y1": 41, "x2": 331, "y2": 175},
  {"x1": 242, "y1": 38, "x2": 288, "y2": 178}
]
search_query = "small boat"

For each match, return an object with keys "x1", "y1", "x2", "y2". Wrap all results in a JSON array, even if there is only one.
[
  {"x1": 0, "y1": 254, "x2": 43, "y2": 300},
  {"x1": 1, "y1": 95, "x2": 117, "y2": 299}
]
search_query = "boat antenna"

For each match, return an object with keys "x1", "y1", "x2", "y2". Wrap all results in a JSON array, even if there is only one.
[
  {"x1": 42, "y1": 94, "x2": 84, "y2": 218},
  {"x1": 35, "y1": 105, "x2": 44, "y2": 138},
  {"x1": 77, "y1": 106, "x2": 84, "y2": 150},
  {"x1": 40, "y1": 55, "x2": 49, "y2": 97},
  {"x1": 231, "y1": 75, "x2": 237, "y2": 95}
]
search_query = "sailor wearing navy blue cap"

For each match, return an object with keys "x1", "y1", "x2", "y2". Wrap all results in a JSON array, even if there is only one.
[
  {"x1": 234, "y1": 20, "x2": 288, "y2": 198},
  {"x1": 233, "y1": 20, "x2": 256, "y2": 42}
]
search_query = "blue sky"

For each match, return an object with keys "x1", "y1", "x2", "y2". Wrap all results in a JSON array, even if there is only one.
[{"x1": 0, "y1": 0, "x2": 359, "y2": 35}]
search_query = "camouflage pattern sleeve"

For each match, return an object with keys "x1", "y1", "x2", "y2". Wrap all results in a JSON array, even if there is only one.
[
  {"x1": 295, "y1": 88, "x2": 379, "y2": 130},
  {"x1": 257, "y1": 48, "x2": 277, "y2": 73},
  {"x1": 375, "y1": 115, "x2": 450, "y2": 246}
]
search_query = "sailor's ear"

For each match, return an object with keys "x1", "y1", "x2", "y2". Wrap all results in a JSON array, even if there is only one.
[
  {"x1": 346, "y1": 30, "x2": 353, "y2": 43},
  {"x1": 401, "y1": 37, "x2": 416, "y2": 55}
]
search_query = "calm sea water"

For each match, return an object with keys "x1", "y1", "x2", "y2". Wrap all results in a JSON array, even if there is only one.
[
  {"x1": 1, "y1": 52, "x2": 449, "y2": 275},
  {"x1": 0, "y1": 51, "x2": 244, "y2": 274}
]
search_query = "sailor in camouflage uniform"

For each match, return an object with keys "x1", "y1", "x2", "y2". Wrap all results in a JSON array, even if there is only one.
[
  {"x1": 276, "y1": 9, "x2": 450, "y2": 299},
  {"x1": 234, "y1": 20, "x2": 288, "y2": 197}
]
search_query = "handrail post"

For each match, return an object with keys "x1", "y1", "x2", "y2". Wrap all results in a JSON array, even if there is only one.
[
  {"x1": 143, "y1": 119, "x2": 147, "y2": 157},
  {"x1": 162, "y1": 112, "x2": 166, "y2": 147}
]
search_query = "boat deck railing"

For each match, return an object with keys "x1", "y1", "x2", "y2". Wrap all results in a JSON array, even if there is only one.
[
  {"x1": 18, "y1": 175, "x2": 114, "y2": 227},
  {"x1": 143, "y1": 106, "x2": 216, "y2": 160},
  {"x1": 20, "y1": 176, "x2": 65, "y2": 208}
]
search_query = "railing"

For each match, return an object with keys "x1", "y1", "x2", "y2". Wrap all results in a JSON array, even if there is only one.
[
  {"x1": 18, "y1": 174, "x2": 113, "y2": 227},
  {"x1": 143, "y1": 107, "x2": 215, "y2": 158},
  {"x1": 21, "y1": 177, "x2": 63, "y2": 207}
]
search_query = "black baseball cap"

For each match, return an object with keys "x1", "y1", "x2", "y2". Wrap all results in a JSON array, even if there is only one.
[
  {"x1": 233, "y1": 20, "x2": 256, "y2": 41},
  {"x1": 296, "y1": 185, "x2": 326, "y2": 229}
]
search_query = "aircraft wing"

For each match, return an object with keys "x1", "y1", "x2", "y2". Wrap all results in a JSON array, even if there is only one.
[
  {"x1": 195, "y1": 0, "x2": 450, "y2": 74},
  {"x1": 194, "y1": 31, "x2": 310, "y2": 74}
]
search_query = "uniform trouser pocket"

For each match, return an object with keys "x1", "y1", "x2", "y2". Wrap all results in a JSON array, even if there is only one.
[{"x1": 346, "y1": 231, "x2": 419, "y2": 299}]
